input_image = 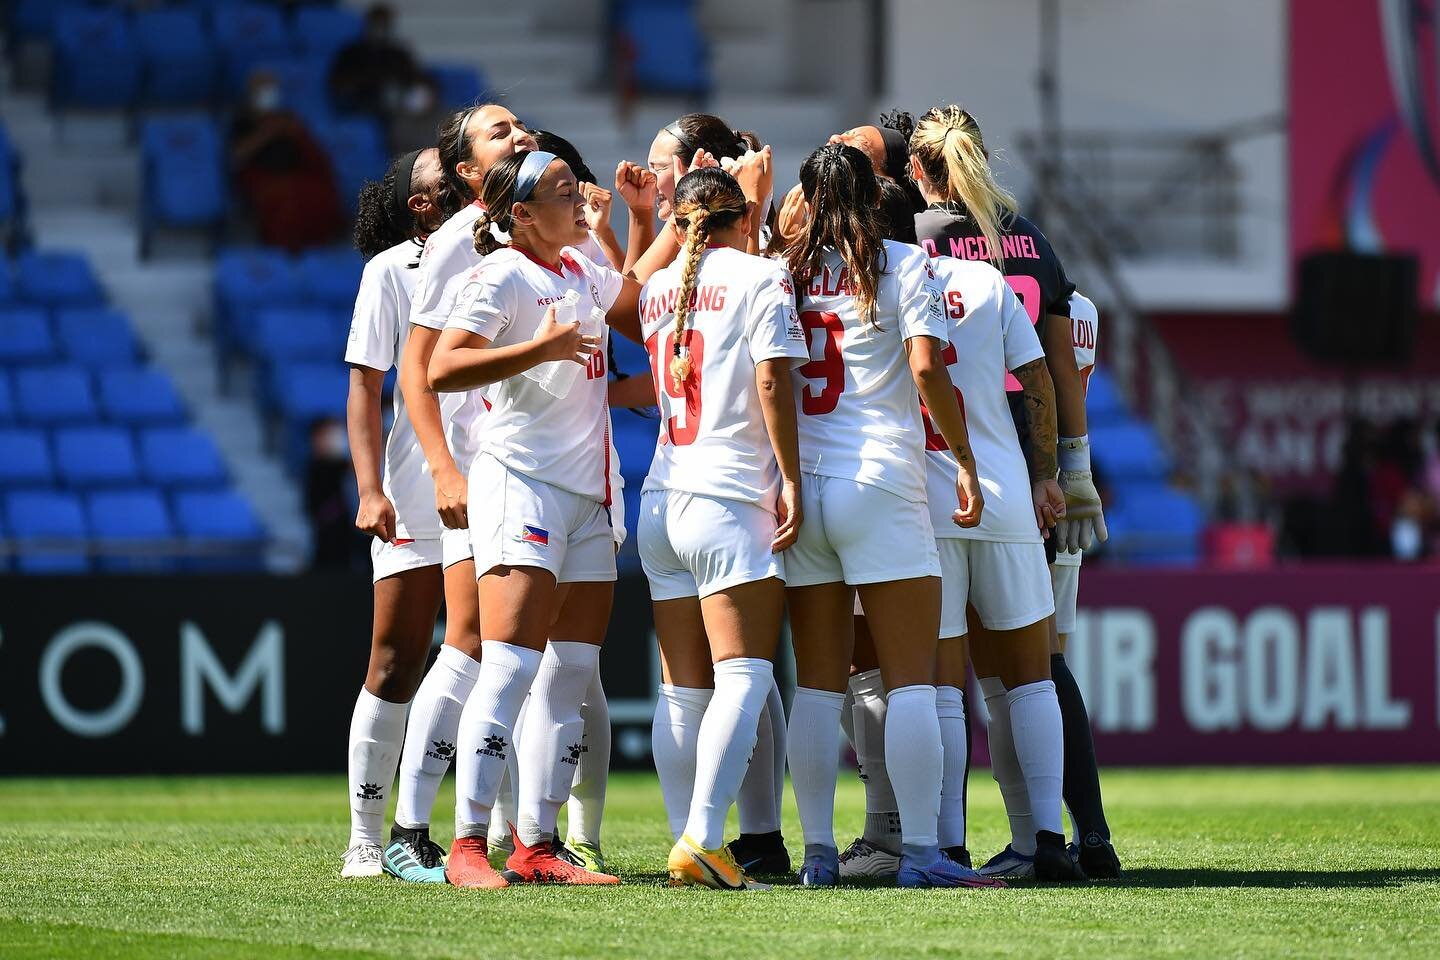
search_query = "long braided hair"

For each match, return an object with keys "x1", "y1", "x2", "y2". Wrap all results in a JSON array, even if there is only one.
[
  {"x1": 470, "y1": 151, "x2": 529, "y2": 256},
  {"x1": 667, "y1": 168, "x2": 747, "y2": 383},
  {"x1": 785, "y1": 144, "x2": 887, "y2": 325},
  {"x1": 909, "y1": 105, "x2": 1016, "y2": 271}
]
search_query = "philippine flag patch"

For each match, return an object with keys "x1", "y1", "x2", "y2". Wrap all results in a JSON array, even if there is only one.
[{"x1": 519, "y1": 525, "x2": 550, "y2": 546}]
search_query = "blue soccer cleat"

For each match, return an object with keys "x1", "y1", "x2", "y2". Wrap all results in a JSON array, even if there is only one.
[
  {"x1": 898, "y1": 848, "x2": 1008, "y2": 889},
  {"x1": 383, "y1": 827, "x2": 448, "y2": 883},
  {"x1": 798, "y1": 843, "x2": 840, "y2": 887},
  {"x1": 979, "y1": 844, "x2": 1035, "y2": 880}
]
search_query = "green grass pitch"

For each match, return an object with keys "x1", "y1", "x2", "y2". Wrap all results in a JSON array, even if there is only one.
[{"x1": 1, "y1": 767, "x2": 1437, "y2": 959}]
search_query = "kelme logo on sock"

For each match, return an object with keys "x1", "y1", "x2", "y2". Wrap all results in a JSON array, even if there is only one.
[
  {"x1": 356, "y1": 782, "x2": 384, "y2": 801},
  {"x1": 562, "y1": 742, "x2": 584, "y2": 764},
  {"x1": 478, "y1": 735, "x2": 508, "y2": 760},
  {"x1": 425, "y1": 739, "x2": 455, "y2": 762}
]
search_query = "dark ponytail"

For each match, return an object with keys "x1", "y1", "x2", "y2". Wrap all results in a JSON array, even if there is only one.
[
  {"x1": 786, "y1": 144, "x2": 887, "y2": 324},
  {"x1": 471, "y1": 150, "x2": 528, "y2": 257},
  {"x1": 354, "y1": 150, "x2": 421, "y2": 259}
]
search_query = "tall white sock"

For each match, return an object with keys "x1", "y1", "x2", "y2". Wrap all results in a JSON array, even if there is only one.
[
  {"x1": 652, "y1": 684, "x2": 713, "y2": 840},
  {"x1": 736, "y1": 675, "x2": 785, "y2": 835},
  {"x1": 684, "y1": 658, "x2": 773, "y2": 849},
  {"x1": 453, "y1": 642, "x2": 542, "y2": 839},
  {"x1": 393, "y1": 646, "x2": 479, "y2": 830},
  {"x1": 787, "y1": 686, "x2": 845, "y2": 849},
  {"x1": 980, "y1": 676, "x2": 1034, "y2": 854},
  {"x1": 489, "y1": 693, "x2": 527, "y2": 849},
  {"x1": 1007, "y1": 679, "x2": 1064, "y2": 837},
  {"x1": 347, "y1": 688, "x2": 409, "y2": 847},
  {"x1": 884, "y1": 684, "x2": 942, "y2": 850},
  {"x1": 566, "y1": 665, "x2": 610, "y2": 845},
  {"x1": 936, "y1": 684, "x2": 968, "y2": 849},
  {"x1": 849, "y1": 669, "x2": 901, "y2": 850},
  {"x1": 516, "y1": 641, "x2": 601, "y2": 846}
]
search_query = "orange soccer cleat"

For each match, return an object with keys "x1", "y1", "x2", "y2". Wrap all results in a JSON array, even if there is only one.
[
  {"x1": 445, "y1": 836, "x2": 509, "y2": 889},
  {"x1": 502, "y1": 826, "x2": 620, "y2": 885}
]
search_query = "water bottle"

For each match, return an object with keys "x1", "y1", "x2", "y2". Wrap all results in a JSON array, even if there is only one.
[{"x1": 524, "y1": 291, "x2": 583, "y2": 399}]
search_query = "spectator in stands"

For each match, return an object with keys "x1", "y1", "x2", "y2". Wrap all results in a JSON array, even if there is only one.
[
  {"x1": 229, "y1": 71, "x2": 343, "y2": 251},
  {"x1": 328, "y1": 4, "x2": 419, "y2": 121},
  {"x1": 387, "y1": 73, "x2": 448, "y2": 155},
  {"x1": 306, "y1": 416, "x2": 360, "y2": 570}
]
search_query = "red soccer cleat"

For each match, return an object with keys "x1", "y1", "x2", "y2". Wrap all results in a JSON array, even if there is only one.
[
  {"x1": 502, "y1": 825, "x2": 620, "y2": 885},
  {"x1": 445, "y1": 836, "x2": 509, "y2": 889}
]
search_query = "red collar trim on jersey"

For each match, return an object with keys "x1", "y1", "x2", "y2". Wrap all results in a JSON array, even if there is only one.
[
  {"x1": 704, "y1": 241, "x2": 726, "y2": 249},
  {"x1": 510, "y1": 243, "x2": 567, "y2": 277},
  {"x1": 470, "y1": 198, "x2": 485, "y2": 210}
]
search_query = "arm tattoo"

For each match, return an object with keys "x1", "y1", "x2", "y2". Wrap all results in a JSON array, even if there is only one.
[{"x1": 1012, "y1": 357, "x2": 1058, "y2": 480}]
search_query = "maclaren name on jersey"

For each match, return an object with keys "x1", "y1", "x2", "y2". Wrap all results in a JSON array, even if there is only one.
[
  {"x1": 806, "y1": 265, "x2": 858, "y2": 298},
  {"x1": 641, "y1": 284, "x2": 729, "y2": 323}
]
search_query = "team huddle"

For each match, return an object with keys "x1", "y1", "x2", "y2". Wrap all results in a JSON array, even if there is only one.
[{"x1": 341, "y1": 100, "x2": 1120, "y2": 891}]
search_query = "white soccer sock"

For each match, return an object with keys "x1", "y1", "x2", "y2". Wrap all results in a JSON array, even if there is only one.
[
  {"x1": 981, "y1": 676, "x2": 1034, "y2": 855},
  {"x1": 516, "y1": 641, "x2": 601, "y2": 847},
  {"x1": 347, "y1": 687, "x2": 409, "y2": 847},
  {"x1": 787, "y1": 686, "x2": 845, "y2": 849},
  {"x1": 849, "y1": 669, "x2": 901, "y2": 850},
  {"x1": 884, "y1": 684, "x2": 942, "y2": 850},
  {"x1": 453, "y1": 641, "x2": 543, "y2": 840},
  {"x1": 1007, "y1": 679, "x2": 1065, "y2": 838},
  {"x1": 684, "y1": 658, "x2": 773, "y2": 849},
  {"x1": 936, "y1": 684, "x2": 968, "y2": 849},
  {"x1": 393, "y1": 645, "x2": 479, "y2": 830},
  {"x1": 652, "y1": 684, "x2": 713, "y2": 840},
  {"x1": 565, "y1": 665, "x2": 611, "y2": 845},
  {"x1": 736, "y1": 674, "x2": 785, "y2": 835},
  {"x1": 489, "y1": 693, "x2": 527, "y2": 849}
]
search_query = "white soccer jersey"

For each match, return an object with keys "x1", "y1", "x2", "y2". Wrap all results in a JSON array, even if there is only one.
[
  {"x1": 345, "y1": 239, "x2": 441, "y2": 541},
  {"x1": 1054, "y1": 290, "x2": 1100, "y2": 568},
  {"x1": 639, "y1": 246, "x2": 808, "y2": 505},
  {"x1": 792, "y1": 239, "x2": 947, "y2": 503},
  {"x1": 921, "y1": 256, "x2": 1046, "y2": 543},
  {"x1": 446, "y1": 245, "x2": 624, "y2": 503}
]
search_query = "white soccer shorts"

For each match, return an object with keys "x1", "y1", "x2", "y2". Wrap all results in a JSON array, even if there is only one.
[
  {"x1": 370, "y1": 537, "x2": 442, "y2": 583},
  {"x1": 639, "y1": 489, "x2": 783, "y2": 601},
  {"x1": 784, "y1": 474, "x2": 940, "y2": 587},
  {"x1": 937, "y1": 538, "x2": 1055, "y2": 637}
]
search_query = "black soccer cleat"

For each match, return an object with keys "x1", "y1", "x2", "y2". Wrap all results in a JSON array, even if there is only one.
[
  {"x1": 726, "y1": 831, "x2": 792, "y2": 876},
  {"x1": 1034, "y1": 831, "x2": 1088, "y2": 883},
  {"x1": 1075, "y1": 832, "x2": 1122, "y2": 879}
]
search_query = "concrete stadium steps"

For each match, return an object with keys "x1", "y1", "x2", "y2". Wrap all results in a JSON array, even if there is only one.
[{"x1": 0, "y1": 90, "x2": 311, "y2": 571}]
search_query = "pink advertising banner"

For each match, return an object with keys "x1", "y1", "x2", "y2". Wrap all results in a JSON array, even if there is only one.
[
  {"x1": 1030, "y1": 565, "x2": 1440, "y2": 765},
  {"x1": 1290, "y1": 0, "x2": 1440, "y2": 304}
]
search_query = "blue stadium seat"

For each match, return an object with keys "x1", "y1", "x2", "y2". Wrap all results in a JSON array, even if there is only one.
[
  {"x1": 87, "y1": 489, "x2": 177, "y2": 573},
  {"x1": 313, "y1": 118, "x2": 388, "y2": 211},
  {"x1": 293, "y1": 7, "x2": 364, "y2": 59},
  {"x1": 0, "y1": 427, "x2": 53, "y2": 487},
  {"x1": 140, "y1": 117, "x2": 227, "y2": 248},
  {"x1": 0, "y1": 370, "x2": 11, "y2": 422},
  {"x1": 0, "y1": 307, "x2": 56, "y2": 365},
  {"x1": 139, "y1": 426, "x2": 228, "y2": 489},
  {"x1": 136, "y1": 8, "x2": 219, "y2": 105},
  {"x1": 297, "y1": 248, "x2": 365, "y2": 309},
  {"x1": 214, "y1": 248, "x2": 302, "y2": 349},
  {"x1": 1083, "y1": 368, "x2": 1128, "y2": 428},
  {"x1": 55, "y1": 307, "x2": 141, "y2": 369},
  {"x1": 210, "y1": 4, "x2": 294, "y2": 93},
  {"x1": 6, "y1": 490, "x2": 89, "y2": 573},
  {"x1": 618, "y1": 2, "x2": 708, "y2": 96},
  {"x1": 271, "y1": 361, "x2": 349, "y2": 420},
  {"x1": 0, "y1": 257, "x2": 14, "y2": 304},
  {"x1": 252, "y1": 57, "x2": 332, "y2": 125},
  {"x1": 54, "y1": 426, "x2": 140, "y2": 489},
  {"x1": 51, "y1": 9, "x2": 141, "y2": 109},
  {"x1": 173, "y1": 490, "x2": 265, "y2": 571},
  {"x1": 15, "y1": 250, "x2": 104, "y2": 308},
  {"x1": 10, "y1": 0, "x2": 80, "y2": 44},
  {"x1": 1108, "y1": 487, "x2": 1205, "y2": 565},
  {"x1": 253, "y1": 307, "x2": 339, "y2": 362},
  {"x1": 97, "y1": 368, "x2": 186, "y2": 425},
  {"x1": 429, "y1": 63, "x2": 487, "y2": 108},
  {"x1": 1091, "y1": 420, "x2": 1170, "y2": 482},
  {"x1": 15, "y1": 366, "x2": 97, "y2": 425}
]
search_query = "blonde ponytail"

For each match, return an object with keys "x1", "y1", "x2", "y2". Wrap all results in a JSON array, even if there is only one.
[
  {"x1": 669, "y1": 206, "x2": 710, "y2": 383},
  {"x1": 911, "y1": 106, "x2": 1016, "y2": 271}
]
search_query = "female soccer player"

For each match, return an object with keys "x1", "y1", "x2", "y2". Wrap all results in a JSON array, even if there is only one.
[
  {"x1": 341, "y1": 146, "x2": 460, "y2": 880},
  {"x1": 635, "y1": 168, "x2": 806, "y2": 891},
  {"x1": 644, "y1": 112, "x2": 793, "y2": 876},
  {"x1": 782, "y1": 144, "x2": 983, "y2": 888},
  {"x1": 909, "y1": 104, "x2": 1109, "y2": 881},
  {"x1": 428, "y1": 149, "x2": 647, "y2": 888}
]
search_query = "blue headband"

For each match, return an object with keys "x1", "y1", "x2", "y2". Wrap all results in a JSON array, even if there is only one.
[{"x1": 513, "y1": 150, "x2": 558, "y2": 202}]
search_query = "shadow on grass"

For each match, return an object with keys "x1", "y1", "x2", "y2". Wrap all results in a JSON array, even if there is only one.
[{"x1": 1112, "y1": 868, "x2": 1440, "y2": 889}]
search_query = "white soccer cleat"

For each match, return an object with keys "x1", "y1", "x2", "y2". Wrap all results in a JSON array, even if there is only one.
[
  {"x1": 837, "y1": 837, "x2": 901, "y2": 879},
  {"x1": 977, "y1": 844, "x2": 1035, "y2": 880},
  {"x1": 340, "y1": 842, "x2": 384, "y2": 878}
]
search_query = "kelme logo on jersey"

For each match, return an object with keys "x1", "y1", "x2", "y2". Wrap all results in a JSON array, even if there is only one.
[
  {"x1": 519, "y1": 525, "x2": 550, "y2": 546},
  {"x1": 478, "y1": 735, "x2": 508, "y2": 760}
]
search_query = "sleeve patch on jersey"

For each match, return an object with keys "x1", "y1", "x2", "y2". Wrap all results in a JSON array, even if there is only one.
[
  {"x1": 925, "y1": 283, "x2": 946, "y2": 323},
  {"x1": 786, "y1": 308, "x2": 804, "y2": 341}
]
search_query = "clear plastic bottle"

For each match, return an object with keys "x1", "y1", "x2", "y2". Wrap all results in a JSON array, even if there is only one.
[{"x1": 524, "y1": 290, "x2": 583, "y2": 399}]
